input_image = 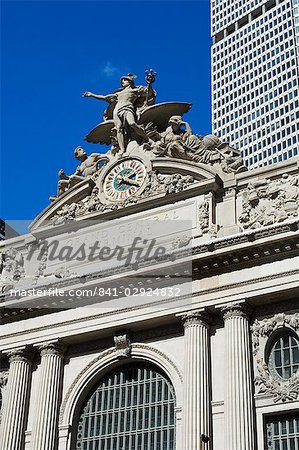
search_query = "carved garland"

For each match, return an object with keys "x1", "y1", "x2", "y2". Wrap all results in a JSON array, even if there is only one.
[{"x1": 251, "y1": 313, "x2": 299, "y2": 403}]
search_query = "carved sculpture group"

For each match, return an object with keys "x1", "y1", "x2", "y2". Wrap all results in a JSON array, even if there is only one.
[
  {"x1": 239, "y1": 173, "x2": 299, "y2": 229},
  {"x1": 52, "y1": 70, "x2": 246, "y2": 201},
  {"x1": 252, "y1": 313, "x2": 299, "y2": 403}
]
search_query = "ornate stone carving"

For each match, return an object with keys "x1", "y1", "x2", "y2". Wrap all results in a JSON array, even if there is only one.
[
  {"x1": 114, "y1": 333, "x2": 131, "y2": 358},
  {"x1": 34, "y1": 243, "x2": 48, "y2": 278},
  {"x1": 51, "y1": 147, "x2": 109, "y2": 200},
  {"x1": 198, "y1": 201, "x2": 209, "y2": 234},
  {"x1": 252, "y1": 313, "x2": 299, "y2": 402},
  {"x1": 0, "y1": 372, "x2": 8, "y2": 390},
  {"x1": 252, "y1": 313, "x2": 299, "y2": 355},
  {"x1": 54, "y1": 267, "x2": 74, "y2": 279},
  {"x1": 239, "y1": 173, "x2": 299, "y2": 230},
  {"x1": 254, "y1": 359, "x2": 299, "y2": 402},
  {"x1": 172, "y1": 235, "x2": 192, "y2": 249},
  {"x1": 81, "y1": 69, "x2": 246, "y2": 172},
  {"x1": 221, "y1": 303, "x2": 251, "y2": 321},
  {"x1": 198, "y1": 201, "x2": 217, "y2": 236},
  {"x1": 0, "y1": 370, "x2": 9, "y2": 420},
  {"x1": 152, "y1": 116, "x2": 246, "y2": 173},
  {"x1": 181, "y1": 311, "x2": 211, "y2": 328},
  {"x1": 1, "y1": 248, "x2": 24, "y2": 281},
  {"x1": 50, "y1": 203, "x2": 78, "y2": 226},
  {"x1": 159, "y1": 173, "x2": 194, "y2": 194},
  {"x1": 49, "y1": 172, "x2": 195, "y2": 224},
  {"x1": 7, "y1": 348, "x2": 34, "y2": 364},
  {"x1": 39, "y1": 341, "x2": 67, "y2": 358},
  {"x1": 0, "y1": 371, "x2": 8, "y2": 420},
  {"x1": 84, "y1": 71, "x2": 157, "y2": 155}
]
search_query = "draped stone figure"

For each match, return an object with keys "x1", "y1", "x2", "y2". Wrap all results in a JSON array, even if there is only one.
[{"x1": 83, "y1": 73, "x2": 156, "y2": 155}]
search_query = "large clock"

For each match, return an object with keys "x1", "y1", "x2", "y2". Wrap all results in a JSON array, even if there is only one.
[{"x1": 103, "y1": 158, "x2": 147, "y2": 202}]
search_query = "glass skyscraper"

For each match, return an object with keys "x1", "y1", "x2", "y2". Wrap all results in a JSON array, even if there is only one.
[{"x1": 211, "y1": 0, "x2": 299, "y2": 168}]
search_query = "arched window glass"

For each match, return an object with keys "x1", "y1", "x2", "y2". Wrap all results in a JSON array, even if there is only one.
[
  {"x1": 268, "y1": 332, "x2": 299, "y2": 380},
  {"x1": 75, "y1": 362, "x2": 176, "y2": 450}
]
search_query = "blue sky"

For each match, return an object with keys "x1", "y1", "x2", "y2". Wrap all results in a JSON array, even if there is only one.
[{"x1": 1, "y1": 0, "x2": 212, "y2": 222}]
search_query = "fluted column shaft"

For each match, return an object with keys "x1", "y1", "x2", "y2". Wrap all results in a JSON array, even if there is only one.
[
  {"x1": 30, "y1": 342, "x2": 66, "y2": 450},
  {"x1": 222, "y1": 305, "x2": 255, "y2": 450},
  {"x1": 182, "y1": 312, "x2": 211, "y2": 450},
  {"x1": 0, "y1": 348, "x2": 33, "y2": 450}
]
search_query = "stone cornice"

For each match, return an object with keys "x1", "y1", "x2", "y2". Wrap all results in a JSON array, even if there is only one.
[
  {"x1": 2, "y1": 220, "x2": 298, "y2": 314},
  {"x1": 0, "y1": 266, "x2": 297, "y2": 329}
]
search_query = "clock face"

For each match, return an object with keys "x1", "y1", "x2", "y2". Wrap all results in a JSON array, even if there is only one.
[{"x1": 103, "y1": 159, "x2": 147, "y2": 202}]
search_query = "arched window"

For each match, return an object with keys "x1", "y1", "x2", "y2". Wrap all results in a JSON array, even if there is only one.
[
  {"x1": 75, "y1": 362, "x2": 176, "y2": 450},
  {"x1": 268, "y1": 331, "x2": 299, "y2": 380}
]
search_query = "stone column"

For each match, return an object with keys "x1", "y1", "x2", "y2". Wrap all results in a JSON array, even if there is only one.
[
  {"x1": 222, "y1": 304, "x2": 255, "y2": 450},
  {"x1": 30, "y1": 341, "x2": 66, "y2": 450},
  {"x1": 181, "y1": 311, "x2": 211, "y2": 450},
  {"x1": 0, "y1": 348, "x2": 33, "y2": 450}
]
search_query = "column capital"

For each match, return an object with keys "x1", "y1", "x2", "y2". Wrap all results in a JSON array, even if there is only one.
[
  {"x1": 180, "y1": 310, "x2": 211, "y2": 328},
  {"x1": 7, "y1": 347, "x2": 34, "y2": 365},
  {"x1": 221, "y1": 303, "x2": 252, "y2": 321},
  {"x1": 39, "y1": 340, "x2": 67, "y2": 358}
]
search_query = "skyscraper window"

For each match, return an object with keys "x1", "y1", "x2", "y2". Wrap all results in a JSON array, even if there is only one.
[{"x1": 211, "y1": 0, "x2": 299, "y2": 168}]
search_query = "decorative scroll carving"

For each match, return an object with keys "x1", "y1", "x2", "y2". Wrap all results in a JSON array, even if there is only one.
[
  {"x1": 114, "y1": 333, "x2": 131, "y2": 358},
  {"x1": 239, "y1": 174, "x2": 299, "y2": 230},
  {"x1": 252, "y1": 313, "x2": 299, "y2": 402}
]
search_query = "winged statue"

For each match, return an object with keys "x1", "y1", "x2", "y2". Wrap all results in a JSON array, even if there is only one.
[{"x1": 83, "y1": 70, "x2": 191, "y2": 154}]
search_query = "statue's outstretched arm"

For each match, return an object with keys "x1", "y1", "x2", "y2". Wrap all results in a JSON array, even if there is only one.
[
  {"x1": 58, "y1": 169, "x2": 69, "y2": 180},
  {"x1": 83, "y1": 92, "x2": 117, "y2": 103}
]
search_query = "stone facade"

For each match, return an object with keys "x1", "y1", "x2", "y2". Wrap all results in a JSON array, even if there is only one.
[{"x1": 0, "y1": 74, "x2": 298, "y2": 449}]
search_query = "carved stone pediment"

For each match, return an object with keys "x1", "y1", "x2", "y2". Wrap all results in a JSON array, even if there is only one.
[{"x1": 29, "y1": 151, "x2": 222, "y2": 231}]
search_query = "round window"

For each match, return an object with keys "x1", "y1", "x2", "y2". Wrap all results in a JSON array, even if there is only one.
[{"x1": 268, "y1": 332, "x2": 299, "y2": 381}]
